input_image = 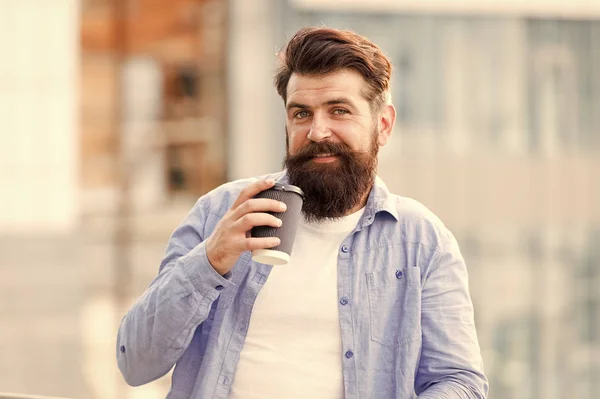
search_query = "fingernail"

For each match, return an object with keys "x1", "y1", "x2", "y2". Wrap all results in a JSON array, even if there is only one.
[
  {"x1": 280, "y1": 202, "x2": 287, "y2": 211},
  {"x1": 276, "y1": 219, "x2": 283, "y2": 227}
]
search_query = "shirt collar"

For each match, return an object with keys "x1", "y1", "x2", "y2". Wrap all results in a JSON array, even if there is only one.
[{"x1": 367, "y1": 175, "x2": 399, "y2": 222}]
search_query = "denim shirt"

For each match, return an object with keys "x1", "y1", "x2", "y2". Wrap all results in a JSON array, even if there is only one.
[{"x1": 117, "y1": 171, "x2": 488, "y2": 399}]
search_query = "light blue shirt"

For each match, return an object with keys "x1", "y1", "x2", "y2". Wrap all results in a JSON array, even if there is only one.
[{"x1": 117, "y1": 171, "x2": 488, "y2": 399}]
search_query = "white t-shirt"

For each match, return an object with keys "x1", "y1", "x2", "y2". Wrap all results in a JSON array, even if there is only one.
[{"x1": 228, "y1": 208, "x2": 365, "y2": 399}]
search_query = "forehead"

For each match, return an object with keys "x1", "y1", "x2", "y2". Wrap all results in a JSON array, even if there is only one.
[{"x1": 286, "y1": 69, "x2": 369, "y2": 105}]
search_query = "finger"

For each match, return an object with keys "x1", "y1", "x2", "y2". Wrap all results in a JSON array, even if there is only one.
[
  {"x1": 231, "y1": 178, "x2": 276, "y2": 210},
  {"x1": 231, "y1": 198, "x2": 287, "y2": 220},
  {"x1": 233, "y1": 212, "x2": 282, "y2": 232},
  {"x1": 239, "y1": 236, "x2": 281, "y2": 252}
]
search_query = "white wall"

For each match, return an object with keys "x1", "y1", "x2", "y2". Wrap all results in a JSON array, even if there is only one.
[
  {"x1": 227, "y1": 0, "x2": 286, "y2": 180},
  {"x1": 122, "y1": 57, "x2": 166, "y2": 211},
  {"x1": 0, "y1": 0, "x2": 79, "y2": 233}
]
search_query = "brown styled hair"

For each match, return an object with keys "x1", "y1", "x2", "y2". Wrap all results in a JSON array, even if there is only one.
[{"x1": 274, "y1": 27, "x2": 393, "y2": 112}]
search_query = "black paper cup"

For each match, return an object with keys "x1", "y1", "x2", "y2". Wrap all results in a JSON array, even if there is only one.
[{"x1": 250, "y1": 183, "x2": 304, "y2": 265}]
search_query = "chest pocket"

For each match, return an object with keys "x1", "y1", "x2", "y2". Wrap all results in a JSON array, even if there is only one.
[{"x1": 366, "y1": 266, "x2": 422, "y2": 348}]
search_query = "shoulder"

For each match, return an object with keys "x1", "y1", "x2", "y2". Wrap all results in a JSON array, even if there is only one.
[{"x1": 386, "y1": 192, "x2": 456, "y2": 252}]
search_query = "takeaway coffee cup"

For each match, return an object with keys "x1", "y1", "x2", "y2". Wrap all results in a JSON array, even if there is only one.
[{"x1": 250, "y1": 183, "x2": 304, "y2": 265}]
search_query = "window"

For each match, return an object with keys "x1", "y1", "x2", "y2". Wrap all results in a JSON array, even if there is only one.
[{"x1": 530, "y1": 45, "x2": 578, "y2": 156}]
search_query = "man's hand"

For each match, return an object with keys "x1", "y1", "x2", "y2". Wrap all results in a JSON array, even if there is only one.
[{"x1": 206, "y1": 179, "x2": 287, "y2": 275}]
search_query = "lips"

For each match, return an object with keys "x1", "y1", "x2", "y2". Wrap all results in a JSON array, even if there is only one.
[{"x1": 314, "y1": 153, "x2": 336, "y2": 158}]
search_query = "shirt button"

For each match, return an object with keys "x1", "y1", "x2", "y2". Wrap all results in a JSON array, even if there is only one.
[
  {"x1": 340, "y1": 297, "x2": 349, "y2": 305},
  {"x1": 120, "y1": 345, "x2": 126, "y2": 353},
  {"x1": 215, "y1": 285, "x2": 224, "y2": 291},
  {"x1": 395, "y1": 270, "x2": 403, "y2": 279},
  {"x1": 341, "y1": 245, "x2": 350, "y2": 253},
  {"x1": 345, "y1": 350, "x2": 354, "y2": 359}
]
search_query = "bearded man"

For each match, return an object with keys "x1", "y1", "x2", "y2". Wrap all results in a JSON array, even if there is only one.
[{"x1": 117, "y1": 27, "x2": 489, "y2": 399}]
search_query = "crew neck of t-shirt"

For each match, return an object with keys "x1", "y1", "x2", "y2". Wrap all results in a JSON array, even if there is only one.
[{"x1": 301, "y1": 206, "x2": 366, "y2": 233}]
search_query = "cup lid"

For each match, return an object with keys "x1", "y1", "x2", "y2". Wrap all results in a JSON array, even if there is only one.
[{"x1": 272, "y1": 183, "x2": 304, "y2": 198}]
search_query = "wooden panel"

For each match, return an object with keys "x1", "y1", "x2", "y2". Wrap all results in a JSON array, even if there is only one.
[{"x1": 81, "y1": 0, "x2": 204, "y2": 57}]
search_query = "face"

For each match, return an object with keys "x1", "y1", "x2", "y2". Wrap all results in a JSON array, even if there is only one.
[
  {"x1": 283, "y1": 69, "x2": 395, "y2": 222},
  {"x1": 285, "y1": 69, "x2": 392, "y2": 157}
]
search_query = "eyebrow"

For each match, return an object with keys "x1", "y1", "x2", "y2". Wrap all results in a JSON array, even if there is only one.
[
  {"x1": 286, "y1": 101, "x2": 308, "y2": 111},
  {"x1": 286, "y1": 97, "x2": 357, "y2": 111}
]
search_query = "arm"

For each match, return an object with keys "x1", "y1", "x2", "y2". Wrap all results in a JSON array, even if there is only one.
[
  {"x1": 116, "y1": 198, "x2": 233, "y2": 386},
  {"x1": 415, "y1": 231, "x2": 489, "y2": 399},
  {"x1": 116, "y1": 178, "x2": 284, "y2": 386}
]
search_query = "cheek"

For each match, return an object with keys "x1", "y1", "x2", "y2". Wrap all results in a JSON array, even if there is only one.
[
  {"x1": 287, "y1": 128, "x2": 308, "y2": 154},
  {"x1": 333, "y1": 121, "x2": 368, "y2": 147},
  {"x1": 338, "y1": 132, "x2": 366, "y2": 152}
]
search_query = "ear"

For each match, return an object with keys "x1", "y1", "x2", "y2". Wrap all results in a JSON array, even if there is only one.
[{"x1": 377, "y1": 104, "x2": 396, "y2": 147}]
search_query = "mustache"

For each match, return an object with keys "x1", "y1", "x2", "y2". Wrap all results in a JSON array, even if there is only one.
[{"x1": 289, "y1": 141, "x2": 357, "y2": 162}]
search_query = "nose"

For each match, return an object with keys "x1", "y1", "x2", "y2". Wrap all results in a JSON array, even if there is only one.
[{"x1": 308, "y1": 114, "x2": 331, "y2": 142}]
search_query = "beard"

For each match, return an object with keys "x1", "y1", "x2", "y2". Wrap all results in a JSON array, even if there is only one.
[{"x1": 283, "y1": 129, "x2": 379, "y2": 223}]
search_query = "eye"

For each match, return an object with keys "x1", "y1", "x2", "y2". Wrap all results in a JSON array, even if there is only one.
[
  {"x1": 332, "y1": 108, "x2": 349, "y2": 115},
  {"x1": 294, "y1": 110, "x2": 310, "y2": 119}
]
